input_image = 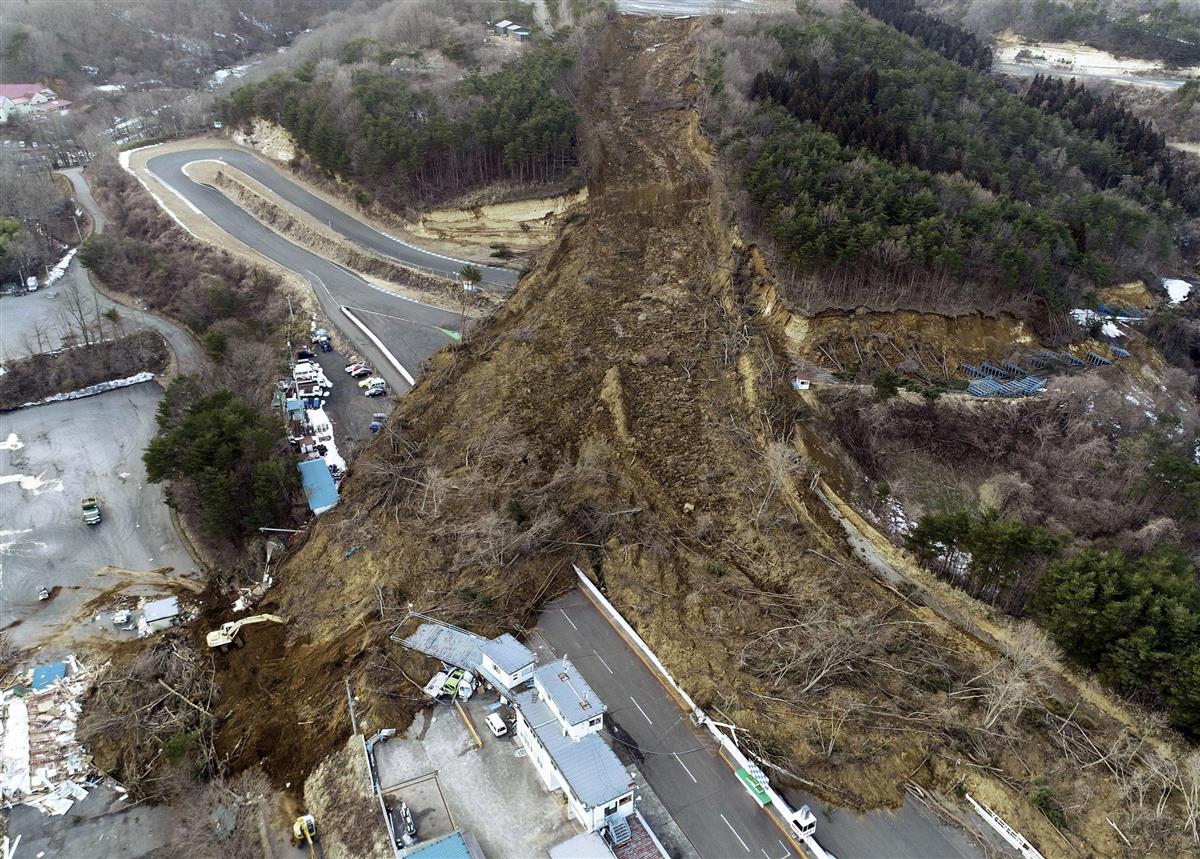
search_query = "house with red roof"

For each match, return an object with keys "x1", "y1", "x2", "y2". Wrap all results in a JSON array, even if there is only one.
[{"x1": 0, "y1": 83, "x2": 72, "y2": 123}]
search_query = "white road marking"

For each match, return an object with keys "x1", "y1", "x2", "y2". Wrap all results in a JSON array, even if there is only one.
[
  {"x1": 778, "y1": 839, "x2": 793, "y2": 858},
  {"x1": 630, "y1": 696, "x2": 654, "y2": 725},
  {"x1": 559, "y1": 608, "x2": 578, "y2": 630},
  {"x1": 674, "y1": 752, "x2": 698, "y2": 783},
  {"x1": 594, "y1": 650, "x2": 614, "y2": 674},
  {"x1": 721, "y1": 814, "x2": 750, "y2": 852},
  {"x1": 338, "y1": 304, "x2": 416, "y2": 386}
]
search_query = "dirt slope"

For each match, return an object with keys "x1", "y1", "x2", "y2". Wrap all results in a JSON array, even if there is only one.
[{"x1": 208, "y1": 17, "x2": 1175, "y2": 857}]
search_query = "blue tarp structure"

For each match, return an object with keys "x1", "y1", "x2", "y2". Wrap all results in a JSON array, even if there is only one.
[
  {"x1": 32, "y1": 662, "x2": 67, "y2": 690},
  {"x1": 286, "y1": 397, "x2": 305, "y2": 421},
  {"x1": 298, "y1": 459, "x2": 339, "y2": 514}
]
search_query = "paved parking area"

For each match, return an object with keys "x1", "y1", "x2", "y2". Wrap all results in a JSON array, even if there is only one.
[
  {"x1": 6, "y1": 783, "x2": 178, "y2": 859},
  {"x1": 372, "y1": 696, "x2": 581, "y2": 857},
  {"x1": 0, "y1": 384, "x2": 199, "y2": 651}
]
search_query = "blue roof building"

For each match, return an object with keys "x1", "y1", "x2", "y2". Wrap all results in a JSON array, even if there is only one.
[
  {"x1": 31, "y1": 662, "x2": 67, "y2": 690},
  {"x1": 298, "y1": 458, "x2": 339, "y2": 514}
]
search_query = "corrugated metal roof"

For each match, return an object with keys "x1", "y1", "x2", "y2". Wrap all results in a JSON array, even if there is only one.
[
  {"x1": 518, "y1": 692, "x2": 631, "y2": 808},
  {"x1": 535, "y1": 658, "x2": 606, "y2": 725},
  {"x1": 407, "y1": 832, "x2": 471, "y2": 859},
  {"x1": 480, "y1": 633, "x2": 534, "y2": 673},
  {"x1": 404, "y1": 622, "x2": 487, "y2": 671},
  {"x1": 143, "y1": 596, "x2": 180, "y2": 623},
  {"x1": 298, "y1": 459, "x2": 339, "y2": 514}
]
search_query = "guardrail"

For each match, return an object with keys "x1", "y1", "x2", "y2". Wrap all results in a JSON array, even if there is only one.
[
  {"x1": 966, "y1": 793, "x2": 1046, "y2": 859},
  {"x1": 573, "y1": 565, "x2": 834, "y2": 859}
]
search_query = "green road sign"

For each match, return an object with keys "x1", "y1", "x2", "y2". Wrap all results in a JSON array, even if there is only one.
[{"x1": 736, "y1": 767, "x2": 770, "y2": 806}]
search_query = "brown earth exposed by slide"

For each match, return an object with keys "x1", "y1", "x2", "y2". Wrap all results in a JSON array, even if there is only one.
[{"x1": 200, "y1": 17, "x2": 1169, "y2": 858}]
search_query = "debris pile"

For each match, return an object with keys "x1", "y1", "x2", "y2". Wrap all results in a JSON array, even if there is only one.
[{"x1": 0, "y1": 656, "x2": 103, "y2": 815}]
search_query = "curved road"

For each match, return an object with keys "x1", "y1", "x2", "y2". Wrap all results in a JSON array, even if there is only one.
[
  {"x1": 142, "y1": 149, "x2": 477, "y2": 393},
  {"x1": 147, "y1": 148, "x2": 518, "y2": 287},
  {"x1": 62, "y1": 168, "x2": 207, "y2": 375}
]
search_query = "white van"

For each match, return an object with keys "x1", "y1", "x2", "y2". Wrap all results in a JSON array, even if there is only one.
[{"x1": 484, "y1": 713, "x2": 507, "y2": 737}]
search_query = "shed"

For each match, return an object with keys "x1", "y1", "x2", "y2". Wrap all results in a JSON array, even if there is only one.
[
  {"x1": 493, "y1": 19, "x2": 513, "y2": 34},
  {"x1": 31, "y1": 662, "x2": 67, "y2": 691},
  {"x1": 140, "y1": 596, "x2": 181, "y2": 635},
  {"x1": 286, "y1": 397, "x2": 305, "y2": 422},
  {"x1": 298, "y1": 458, "x2": 339, "y2": 514}
]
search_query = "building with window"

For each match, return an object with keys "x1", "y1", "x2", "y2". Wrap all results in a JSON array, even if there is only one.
[{"x1": 512, "y1": 657, "x2": 635, "y2": 832}]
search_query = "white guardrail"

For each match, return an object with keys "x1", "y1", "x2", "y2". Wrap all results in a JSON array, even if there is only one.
[
  {"x1": 966, "y1": 794, "x2": 1046, "y2": 859},
  {"x1": 574, "y1": 566, "x2": 838, "y2": 859}
]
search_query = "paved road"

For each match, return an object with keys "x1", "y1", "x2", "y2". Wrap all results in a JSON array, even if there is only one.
[
  {"x1": 146, "y1": 148, "x2": 518, "y2": 288},
  {"x1": 7, "y1": 783, "x2": 178, "y2": 859},
  {"x1": 993, "y1": 60, "x2": 1191, "y2": 90},
  {"x1": 0, "y1": 384, "x2": 198, "y2": 651},
  {"x1": 536, "y1": 590, "x2": 1006, "y2": 859},
  {"x1": 536, "y1": 591, "x2": 803, "y2": 859},
  {"x1": 0, "y1": 168, "x2": 208, "y2": 376},
  {"x1": 140, "y1": 149, "x2": 468, "y2": 395}
]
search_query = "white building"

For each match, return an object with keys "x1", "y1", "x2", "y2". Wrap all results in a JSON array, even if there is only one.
[
  {"x1": 513, "y1": 657, "x2": 635, "y2": 832},
  {"x1": 478, "y1": 633, "x2": 535, "y2": 689},
  {"x1": 0, "y1": 84, "x2": 71, "y2": 123},
  {"x1": 138, "y1": 597, "x2": 180, "y2": 636}
]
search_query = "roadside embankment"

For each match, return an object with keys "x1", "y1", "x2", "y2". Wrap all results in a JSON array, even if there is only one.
[
  {"x1": 194, "y1": 163, "x2": 496, "y2": 313},
  {"x1": 0, "y1": 330, "x2": 168, "y2": 411}
]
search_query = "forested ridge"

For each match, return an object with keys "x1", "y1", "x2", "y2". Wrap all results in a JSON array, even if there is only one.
[
  {"x1": 221, "y1": 41, "x2": 581, "y2": 207},
  {"x1": 1024, "y1": 74, "x2": 1200, "y2": 216},
  {"x1": 850, "y1": 0, "x2": 991, "y2": 71},
  {"x1": 718, "y1": 12, "x2": 1185, "y2": 311}
]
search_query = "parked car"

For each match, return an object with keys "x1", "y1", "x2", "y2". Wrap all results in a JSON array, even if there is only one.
[
  {"x1": 349, "y1": 366, "x2": 373, "y2": 378},
  {"x1": 297, "y1": 348, "x2": 315, "y2": 360},
  {"x1": 358, "y1": 375, "x2": 385, "y2": 389},
  {"x1": 443, "y1": 668, "x2": 465, "y2": 695},
  {"x1": 344, "y1": 361, "x2": 367, "y2": 374},
  {"x1": 484, "y1": 713, "x2": 508, "y2": 737},
  {"x1": 365, "y1": 383, "x2": 387, "y2": 398}
]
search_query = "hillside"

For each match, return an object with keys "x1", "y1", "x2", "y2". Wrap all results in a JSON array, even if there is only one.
[{"x1": 204, "y1": 14, "x2": 1200, "y2": 859}]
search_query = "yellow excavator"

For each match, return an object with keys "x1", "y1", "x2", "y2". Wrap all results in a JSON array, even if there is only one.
[
  {"x1": 205, "y1": 614, "x2": 285, "y2": 649},
  {"x1": 291, "y1": 814, "x2": 321, "y2": 857}
]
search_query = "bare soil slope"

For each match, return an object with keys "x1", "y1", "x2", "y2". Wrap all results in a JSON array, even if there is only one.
[{"x1": 207, "y1": 17, "x2": 1181, "y2": 857}]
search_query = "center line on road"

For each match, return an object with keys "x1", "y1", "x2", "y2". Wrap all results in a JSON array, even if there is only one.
[
  {"x1": 721, "y1": 814, "x2": 750, "y2": 852},
  {"x1": 594, "y1": 650, "x2": 614, "y2": 674},
  {"x1": 630, "y1": 696, "x2": 654, "y2": 725},
  {"x1": 673, "y1": 752, "x2": 697, "y2": 783},
  {"x1": 559, "y1": 608, "x2": 578, "y2": 630}
]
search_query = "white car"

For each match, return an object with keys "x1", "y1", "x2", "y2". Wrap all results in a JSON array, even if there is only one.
[{"x1": 484, "y1": 713, "x2": 508, "y2": 737}]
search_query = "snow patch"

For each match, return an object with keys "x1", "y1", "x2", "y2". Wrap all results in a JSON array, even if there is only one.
[
  {"x1": 1101, "y1": 321, "x2": 1123, "y2": 338},
  {"x1": 42, "y1": 248, "x2": 76, "y2": 288},
  {"x1": 16, "y1": 372, "x2": 155, "y2": 410},
  {"x1": 0, "y1": 472, "x2": 63, "y2": 494},
  {"x1": 1164, "y1": 278, "x2": 1193, "y2": 304},
  {"x1": 0, "y1": 432, "x2": 23, "y2": 451}
]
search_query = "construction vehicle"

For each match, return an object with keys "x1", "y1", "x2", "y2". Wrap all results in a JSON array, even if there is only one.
[
  {"x1": 81, "y1": 497, "x2": 101, "y2": 526},
  {"x1": 206, "y1": 614, "x2": 285, "y2": 649},
  {"x1": 291, "y1": 814, "x2": 319, "y2": 856}
]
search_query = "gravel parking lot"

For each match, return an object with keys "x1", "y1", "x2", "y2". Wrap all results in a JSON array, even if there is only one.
[{"x1": 0, "y1": 383, "x2": 198, "y2": 651}]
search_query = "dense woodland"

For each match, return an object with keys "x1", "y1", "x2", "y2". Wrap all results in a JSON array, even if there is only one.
[
  {"x1": 221, "y1": 40, "x2": 581, "y2": 207},
  {"x1": 718, "y1": 12, "x2": 1185, "y2": 311},
  {"x1": 1024, "y1": 74, "x2": 1200, "y2": 215},
  {"x1": 852, "y1": 0, "x2": 992, "y2": 71}
]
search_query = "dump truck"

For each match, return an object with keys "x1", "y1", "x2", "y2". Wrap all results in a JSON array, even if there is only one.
[
  {"x1": 206, "y1": 614, "x2": 285, "y2": 649},
  {"x1": 81, "y1": 497, "x2": 101, "y2": 526}
]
